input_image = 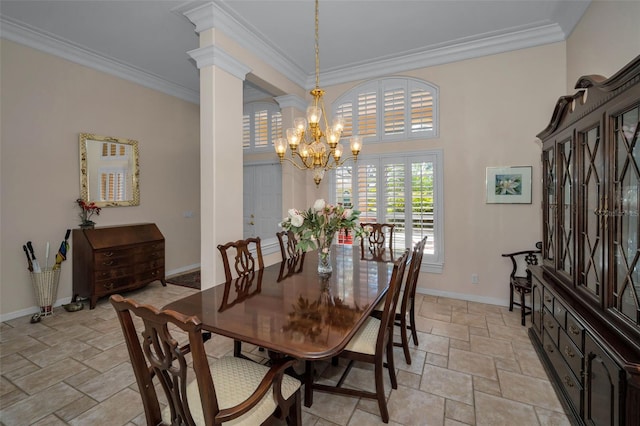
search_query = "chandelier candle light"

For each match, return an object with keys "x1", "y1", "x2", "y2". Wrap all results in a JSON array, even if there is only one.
[{"x1": 274, "y1": 0, "x2": 363, "y2": 186}]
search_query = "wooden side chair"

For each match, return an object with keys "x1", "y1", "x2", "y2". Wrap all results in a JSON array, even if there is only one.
[
  {"x1": 374, "y1": 236, "x2": 428, "y2": 365},
  {"x1": 276, "y1": 230, "x2": 306, "y2": 280},
  {"x1": 502, "y1": 241, "x2": 542, "y2": 326},
  {"x1": 305, "y1": 248, "x2": 410, "y2": 423},
  {"x1": 110, "y1": 294, "x2": 301, "y2": 426},
  {"x1": 218, "y1": 237, "x2": 264, "y2": 357},
  {"x1": 360, "y1": 223, "x2": 395, "y2": 261}
]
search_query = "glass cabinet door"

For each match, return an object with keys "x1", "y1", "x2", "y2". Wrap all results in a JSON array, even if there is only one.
[
  {"x1": 579, "y1": 125, "x2": 604, "y2": 300},
  {"x1": 612, "y1": 104, "x2": 640, "y2": 327},
  {"x1": 543, "y1": 147, "x2": 556, "y2": 264},
  {"x1": 559, "y1": 139, "x2": 574, "y2": 277}
]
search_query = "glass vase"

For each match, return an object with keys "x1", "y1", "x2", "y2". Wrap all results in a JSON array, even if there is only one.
[{"x1": 317, "y1": 232, "x2": 335, "y2": 276}]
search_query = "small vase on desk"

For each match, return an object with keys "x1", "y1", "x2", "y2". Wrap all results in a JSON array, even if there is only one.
[{"x1": 79, "y1": 222, "x2": 95, "y2": 230}]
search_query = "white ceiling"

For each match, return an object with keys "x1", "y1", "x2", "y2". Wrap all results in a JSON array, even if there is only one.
[{"x1": 0, "y1": 0, "x2": 591, "y2": 103}]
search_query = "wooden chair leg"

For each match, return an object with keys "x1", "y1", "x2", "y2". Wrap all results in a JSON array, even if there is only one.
[
  {"x1": 520, "y1": 290, "x2": 526, "y2": 326},
  {"x1": 386, "y1": 336, "x2": 398, "y2": 389},
  {"x1": 287, "y1": 389, "x2": 302, "y2": 425},
  {"x1": 375, "y1": 354, "x2": 390, "y2": 423},
  {"x1": 409, "y1": 302, "x2": 419, "y2": 346},
  {"x1": 509, "y1": 283, "x2": 515, "y2": 311},
  {"x1": 398, "y1": 313, "x2": 412, "y2": 365}
]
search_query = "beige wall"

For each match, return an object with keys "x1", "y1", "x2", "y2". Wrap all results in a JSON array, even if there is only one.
[
  {"x1": 0, "y1": 40, "x2": 201, "y2": 319},
  {"x1": 566, "y1": 0, "x2": 640, "y2": 91},
  {"x1": 321, "y1": 43, "x2": 566, "y2": 304}
]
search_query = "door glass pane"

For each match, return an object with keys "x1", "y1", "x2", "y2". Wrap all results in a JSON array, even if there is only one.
[
  {"x1": 580, "y1": 126, "x2": 603, "y2": 297},
  {"x1": 545, "y1": 148, "x2": 556, "y2": 262},
  {"x1": 559, "y1": 139, "x2": 573, "y2": 275},
  {"x1": 613, "y1": 105, "x2": 640, "y2": 325}
]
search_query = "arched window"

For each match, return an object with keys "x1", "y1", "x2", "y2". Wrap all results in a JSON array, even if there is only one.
[
  {"x1": 331, "y1": 77, "x2": 443, "y2": 272},
  {"x1": 333, "y1": 77, "x2": 438, "y2": 143},
  {"x1": 243, "y1": 102, "x2": 283, "y2": 152}
]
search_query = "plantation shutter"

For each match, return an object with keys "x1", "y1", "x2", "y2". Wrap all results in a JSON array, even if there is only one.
[
  {"x1": 356, "y1": 163, "x2": 378, "y2": 222},
  {"x1": 357, "y1": 92, "x2": 377, "y2": 138},
  {"x1": 271, "y1": 112, "x2": 282, "y2": 142},
  {"x1": 335, "y1": 102, "x2": 353, "y2": 138},
  {"x1": 410, "y1": 160, "x2": 434, "y2": 246},
  {"x1": 384, "y1": 89, "x2": 405, "y2": 135},
  {"x1": 410, "y1": 88, "x2": 433, "y2": 134},
  {"x1": 383, "y1": 163, "x2": 406, "y2": 249},
  {"x1": 254, "y1": 110, "x2": 269, "y2": 148},
  {"x1": 242, "y1": 114, "x2": 251, "y2": 148}
]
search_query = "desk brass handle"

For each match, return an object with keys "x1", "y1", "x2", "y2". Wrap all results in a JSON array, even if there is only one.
[
  {"x1": 564, "y1": 346, "x2": 575, "y2": 358},
  {"x1": 104, "y1": 252, "x2": 114, "y2": 257},
  {"x1": 564, "y1": 376, "x2": 574, "y2": 388},
  {"x1": 545, "y1": 344, "x2": 554, "y2": 353},
  {"x1": 103, "y1": 260, "x2": 114, "y2": 266},
  {"x1": 104, "y1": 282, "x2": 114, "y2": 291},
  {"x1": 569, "y1": 325, "x2": 580, "y2": 335}
]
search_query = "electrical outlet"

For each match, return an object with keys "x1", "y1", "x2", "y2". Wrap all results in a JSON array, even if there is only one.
[{"x1": 471, "y1": 274, "x2": 479, "y2": 284}]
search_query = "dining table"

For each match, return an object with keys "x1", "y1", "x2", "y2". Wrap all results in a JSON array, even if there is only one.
[{"x1": 163, "y1": 244, "x2": 396, "y2": 405}]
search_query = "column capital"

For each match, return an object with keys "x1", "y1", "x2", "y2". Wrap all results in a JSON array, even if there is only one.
[{"x1": 187, "y1": 45, "x2": 251, "y2": 81}]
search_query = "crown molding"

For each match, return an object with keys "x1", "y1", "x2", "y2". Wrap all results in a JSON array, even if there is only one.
[
  {"x1": 187, "y1": 45, "x2": 251, "y2": 80},
  {"x1": 181, "y1": 1, "x2": 308, "y2": 88},
  {"x1": 313, "y1": 23, "x2": 567, "y2": 88},
  {"x1": 0, "y1": 16, "x2": 200, "y2": 105}
]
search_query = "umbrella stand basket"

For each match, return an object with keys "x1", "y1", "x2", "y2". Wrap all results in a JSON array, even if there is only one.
[{"x1": 30, "y1": 269, "x2": 61, "y2": 316}]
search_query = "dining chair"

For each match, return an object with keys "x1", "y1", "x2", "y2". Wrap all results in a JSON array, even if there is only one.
[
  {"x1": 373, "y1": 236, "x2": 428, "y2": 364},
  {"x1": 360, "y1": 223, "x2": 395, "y2": 261},
  {"x1": 276, "y1": 230, "x2": 306, "y2": 278},
  {"x1": 217, "y1": 237, "x2": 264, "y2": 357},
  {"x1": 305, "y1": 248, "x2": 410, "y2": 423},
  {"x1": 502, "y1": 241, "x2": 542, "y2": 326},
  {"x1": 110, "y1": 294, "x2": 302, "y2": 426}
]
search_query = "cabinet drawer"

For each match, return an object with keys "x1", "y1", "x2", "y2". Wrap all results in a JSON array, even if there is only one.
[
  {"x1": 554, "y1": 300, "x2": 567, "y2": 329},
  {"x1": 559, "y1": 328, "x2": 584, "y2": 381},
  {"x1": 566, "y1": 312, "x2": 584, "y2": 350},
  {"x1": 548, "y1": 341, "x2": 582, "y2": 413},
  {"x1": 543, "y1": 307, "x2": 560, "y2": 346},
  {"x1": 543, "y1": 288, "x2": 554, "y2": 312}
]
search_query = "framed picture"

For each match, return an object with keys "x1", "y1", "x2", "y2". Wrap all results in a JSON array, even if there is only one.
[{"x1": 486, "y1": 166, "x2": 532, "y2": 204}]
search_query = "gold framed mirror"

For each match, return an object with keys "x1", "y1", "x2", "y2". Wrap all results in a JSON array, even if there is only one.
[{"x1": 79, "y1": 133, "x2": 140, "y2": 207}]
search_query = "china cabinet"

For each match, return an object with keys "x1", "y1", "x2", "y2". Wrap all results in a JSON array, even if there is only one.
[{"x1": 531, "y1": 55, "x2": 640, "y2": 425}]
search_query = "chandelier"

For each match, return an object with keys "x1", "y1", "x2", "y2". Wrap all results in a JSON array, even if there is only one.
[{"x1": 274, "y1": 0, "x2": 362, "y2": 186}]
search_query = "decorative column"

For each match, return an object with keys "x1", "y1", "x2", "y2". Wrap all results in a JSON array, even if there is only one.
[{"x1": 186, "y1": 29, "x2": 251, "y2": 287}]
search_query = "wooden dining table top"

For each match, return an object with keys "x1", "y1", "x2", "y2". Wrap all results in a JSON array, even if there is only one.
[{"x1": 163, "y1": 245, "x2": 395, "y2": 360}]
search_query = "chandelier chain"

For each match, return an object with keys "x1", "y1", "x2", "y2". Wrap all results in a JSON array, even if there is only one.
[{"x1": 315, "y1": 0, "x2": 320, "y2": 89}]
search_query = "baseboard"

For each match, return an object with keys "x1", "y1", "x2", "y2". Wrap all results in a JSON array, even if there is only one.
[
  {"x1": 416, "y1": 287, "x2": 509, "y2": 308},
  {"x1": 166, "y1": 263, "x2": 201, "y2": 277}
]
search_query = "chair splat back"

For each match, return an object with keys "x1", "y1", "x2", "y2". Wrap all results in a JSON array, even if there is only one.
[
  {"x1": 276, "y1": 230, "x2": 306, "y2": 276},
  {"x1": 110, "y1": 294, "x2": 217, "y2": 426},
  {"x1": 217, "y1": 237, "x2": 264, "y2": 281},
  {"x1": 360, "y1": 223, "x2": 395, "y2": 261}
]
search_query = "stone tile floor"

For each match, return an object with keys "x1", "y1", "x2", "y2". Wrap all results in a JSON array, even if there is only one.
[{"x1": 0, "y1": 282, "x2": 571, "y2": 425}]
